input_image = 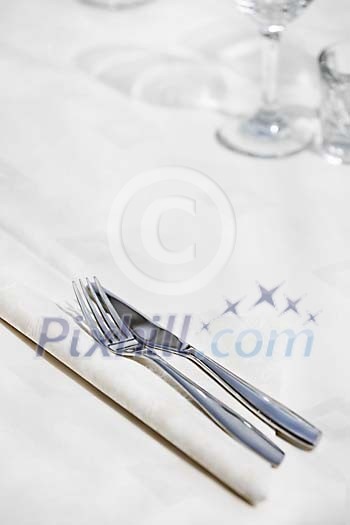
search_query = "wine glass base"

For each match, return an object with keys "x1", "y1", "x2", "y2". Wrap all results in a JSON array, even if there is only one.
[
  {"x1": 79, "y1": 0, "x2": 153, "y2": 8},
  {"x1": 217, "y1": 111, "x2": 314, "y2": 159}
]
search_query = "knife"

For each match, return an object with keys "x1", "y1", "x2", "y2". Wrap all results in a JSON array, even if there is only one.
[{"x1": 103, "y1": 288, "x2": 322, "y2": 450}]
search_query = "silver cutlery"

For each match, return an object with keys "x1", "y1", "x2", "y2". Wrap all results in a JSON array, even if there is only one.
[
  {"x1": 101, "y1": 286, "x2": 322, "y2": 450},
  {"x1": 73, "y1": 277, "x2": 285, "y2": 467}
]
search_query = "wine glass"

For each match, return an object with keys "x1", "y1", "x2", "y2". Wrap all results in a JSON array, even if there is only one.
[
  {"x1": 80, "y1": 0, "x2": 153, "y2": 8},
  {"x1": 217, "y1": 0, "x2": 315, "y2": 158}
]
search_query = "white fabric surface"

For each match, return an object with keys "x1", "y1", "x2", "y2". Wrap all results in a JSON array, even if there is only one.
[
  {"x1": 0, "y1": 0, "x2": 350, "y2": 523},
  {"x1": 0, "y1": 275, "x2": 271, "y2": 504}
]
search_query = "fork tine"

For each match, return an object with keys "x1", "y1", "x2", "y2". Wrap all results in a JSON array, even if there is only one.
[
  {"x1": 86, "y1": 278, "x2": 123, "y2": 341},
  {"x1": 72, "y1": 280, "x2": 107, "y2": 345},
  {"x1": 93, "y1": 277, "x2": 134, "y2": 339},
  {"x1": 80, "y1": 278, "x2": 115, "y2": 344}
]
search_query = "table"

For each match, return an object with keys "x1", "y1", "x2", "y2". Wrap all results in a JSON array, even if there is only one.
[{"x1": 0, "y1": 0, "x2": 349, "y2": 523}]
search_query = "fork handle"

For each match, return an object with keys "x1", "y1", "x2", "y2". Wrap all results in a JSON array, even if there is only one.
[
  {"x1": 188, "y1": 349, "x2": 321, "y2": 450},
  {"x1": 144, "y1": 350, "x2": 284, "y2": 467}
]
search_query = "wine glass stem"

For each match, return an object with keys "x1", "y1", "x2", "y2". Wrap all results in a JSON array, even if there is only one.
[{"x1": 260, "y1": 30, "x2": 281, "y2": 113}]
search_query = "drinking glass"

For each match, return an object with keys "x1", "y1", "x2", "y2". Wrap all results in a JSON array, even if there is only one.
[
  {"x1": 217, "y1": 0, "x2": 315, "y2": 158},
  {"x1": 80, "y1": 0, "x2": 152, "y2": 8},
  {"x1": 319, "y1": 41, "x2": 350, "y2": 165}
]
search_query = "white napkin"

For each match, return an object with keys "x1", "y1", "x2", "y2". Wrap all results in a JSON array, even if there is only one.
[{"x1": 0, "y1": 277, "x2": 272, "y2": 504}]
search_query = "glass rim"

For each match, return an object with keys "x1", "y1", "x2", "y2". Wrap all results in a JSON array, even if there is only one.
[{"x1": 319, "y1": 40, "x2": 350, "y2": 83}]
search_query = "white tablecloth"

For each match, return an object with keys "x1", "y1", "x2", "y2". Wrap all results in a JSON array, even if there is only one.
[{"x1": 0, "y1": 0, "x2": 350, "y2": 523}]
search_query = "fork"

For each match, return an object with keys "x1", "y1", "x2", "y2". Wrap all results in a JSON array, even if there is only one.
[{"x1": 73, "y1": 277, "x2": 285, "y2": 467}]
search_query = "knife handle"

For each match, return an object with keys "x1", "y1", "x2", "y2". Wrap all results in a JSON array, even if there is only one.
[
  {"x1": 188, "y1": 349, "x2": 321, "y2": 450},
  {"x1": 145, "y1": 349, "x2": 284, "y2": 467}
]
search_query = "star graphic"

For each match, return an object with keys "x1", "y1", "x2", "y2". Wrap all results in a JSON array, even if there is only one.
[
  {"x1": 252, "y1": 283, "x2": 283, "y2": 309},
  {"x1": 200, "y1": 321, "x2": 210, "y2": 333},
  {"x1": 280, "y1": 297, "x2": 303, "y2": 316},
  {"x1": 305, "y1": 311, "x2": 321, "y2": 325},
  {"x1": 221, "y1": 299, "x2": 242, "y2": 317}
]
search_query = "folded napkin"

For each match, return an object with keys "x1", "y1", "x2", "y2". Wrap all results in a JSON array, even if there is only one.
[{"x1": 0, "y1": 281, "x2": 272, "y2": 504}]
